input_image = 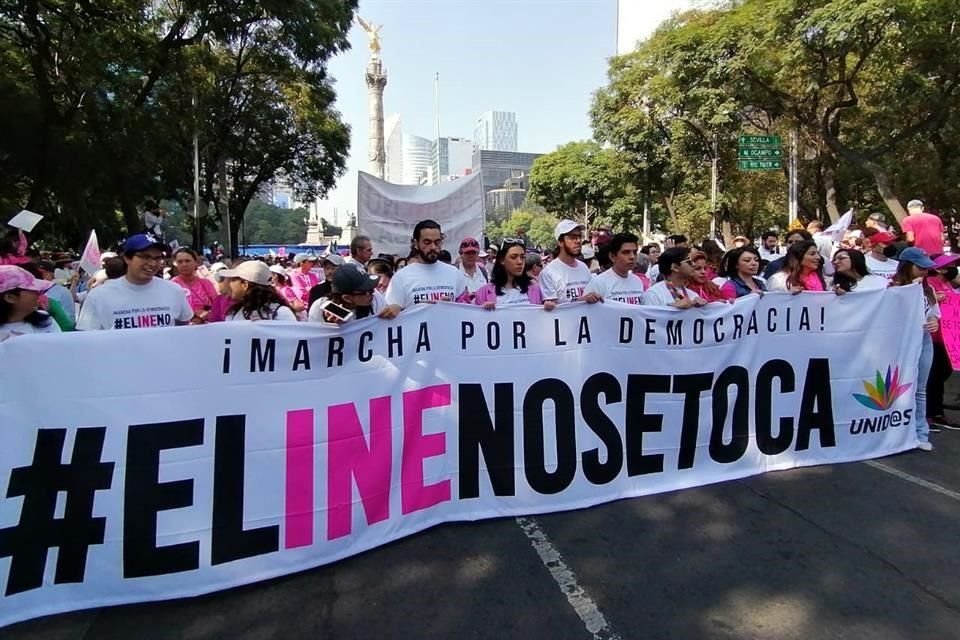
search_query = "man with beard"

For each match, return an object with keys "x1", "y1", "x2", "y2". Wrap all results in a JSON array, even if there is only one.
[
  {"x1": 539, "y1": 219, "x2": 599, "y2": 305},
  {"x1": 380, "y1": 219, "x2": 468, "y2": 319},
  {"x1": 77, "y1": 234, "x2": 194, "y2": 330}
]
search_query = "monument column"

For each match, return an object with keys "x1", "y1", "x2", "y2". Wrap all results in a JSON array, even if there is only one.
[
  {"x1": 358, "y1": 17, "x2": 387, "y2": 180},
  {"x1": 366, "y1": 59, "x2": 387, "y2": 180}
]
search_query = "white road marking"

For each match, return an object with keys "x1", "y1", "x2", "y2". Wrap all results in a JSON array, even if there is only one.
[
  {"x1": 865, "y1": 460, "x2": 960, "y2": 502},
  {"x1": 515, "y1": 516, "x2": 621, "y2": 640}
]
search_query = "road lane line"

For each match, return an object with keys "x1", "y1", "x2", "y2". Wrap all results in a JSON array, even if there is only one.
[
  {"x1": 515, "y1": 517, "x2": 621, "y2": 640},
  {"x1": 865, "y1": 460, "x2": 960, "y2": 502}
]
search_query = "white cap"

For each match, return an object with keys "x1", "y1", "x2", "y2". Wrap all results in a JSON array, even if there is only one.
[
  {"x1": 554, "y1": 219, "x2": 584, "y2": 240},
  {"x1": 216, "y1": 261, "x2": 272, "y2": 286},
  {"x1": 268, "y1": 264, "x2": 287, "y2": 276},
  {"x1": 321, "y1": 254, "x2": 344, "y2": 266},
  {"x1": 101, "y1": 251, "x2": 118, "y2": 260},
  {"x1": 294, "y1": 252, "x2": 318, "y2": 265}
]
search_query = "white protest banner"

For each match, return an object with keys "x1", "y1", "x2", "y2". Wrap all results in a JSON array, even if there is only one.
[
  {"x1": 0, "y1": 289, "x2": 923, "y2": 627},
  {"x1": 78, "y1": 230, "x2": 101, "y2": 275},
  {"x1": 357, "y1": 171, "x2": 484, "y2": 256},
  {"x1": 6, "y1": 209, "x2": 43, "y2": 233}
]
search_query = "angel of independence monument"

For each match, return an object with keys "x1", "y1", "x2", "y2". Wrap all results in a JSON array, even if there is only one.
[{"x1": 359, "y1": 16, "x2": 387, "y2": 180}]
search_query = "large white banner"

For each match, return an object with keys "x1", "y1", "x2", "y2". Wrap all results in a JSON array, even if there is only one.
[
  {"x1": 356, "y1": 170, "x2": 484, "y2": 256},
  {"x1": 0, "y1": 289, "x2": 923, "y2": 626}
]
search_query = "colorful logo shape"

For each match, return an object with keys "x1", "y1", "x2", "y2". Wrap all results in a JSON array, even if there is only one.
[{"x1": 853, "y1": 366, "x2": 912, "y2": 411}]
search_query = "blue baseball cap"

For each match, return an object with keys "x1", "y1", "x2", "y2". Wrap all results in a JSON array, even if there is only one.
[
  {"x1": 897, "y1": 247, "x2": 935, "y2": 269},
  {"x1": 121, "y1": 234, "x2": 166, "y2": 255}
]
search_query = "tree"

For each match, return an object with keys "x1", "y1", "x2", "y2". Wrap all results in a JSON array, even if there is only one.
[
  {"x1": 0, "y1": 0, "x2": 356, "y2": 252},
  {"x1": 486, "y1": 208, "x2": 558, "y2": 251},
  {"x1": 528, "y1": 141, "x2": 629, "y2": 230}
]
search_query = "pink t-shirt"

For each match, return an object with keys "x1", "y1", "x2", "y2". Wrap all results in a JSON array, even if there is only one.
[
  {"x1": 289, "y1": 270, "x2": 319, "y2": 304},
  {"x1": 171, "y1": 275, "x2": 218, "y2": 312},
  {"x1": 902, "y1": 212, "x2": 944, "y2": 255}
]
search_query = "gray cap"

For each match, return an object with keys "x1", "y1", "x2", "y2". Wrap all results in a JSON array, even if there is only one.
[
  {"x1": 907, "y1": 199, "x2": 924, "y2": 209},
  {"x1": 867, "y1": 212, "x2": 886, "y2": 223}
]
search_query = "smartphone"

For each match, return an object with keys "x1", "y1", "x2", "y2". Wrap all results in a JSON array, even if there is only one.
[{"x1": 320, "y1": 300, "x2": 354, "y2": 322}]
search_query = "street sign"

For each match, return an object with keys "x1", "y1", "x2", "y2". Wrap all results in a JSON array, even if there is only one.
[
  {"x1": 738, "y1": 148, "x2": 783, "y2": 159},
  {"x1": 738, "y1": 135, "x2": 782, "y2": 146},
  {"x1": 738, "y1": 159, "x2": 783, "y2": 171}
]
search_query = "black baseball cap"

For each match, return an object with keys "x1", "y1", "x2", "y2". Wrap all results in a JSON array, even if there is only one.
[{"x1": 331, "y1": 265, "x2": 379, "y2": 294}]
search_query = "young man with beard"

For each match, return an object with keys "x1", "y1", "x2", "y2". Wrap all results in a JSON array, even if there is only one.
[
  {"x1": 643, "y1": 247, "x2": 708, "y2": 308},
  {"x1": 77, "y1": 234, "x2": 194, "y2": 330},
  {"x1": 584, "y1": 233, "x2": 646, "y2": 305},
  {"x1": 380, "y1": 220, "x2": 469, "y2": 319},
  {"x1": 539, "y1": 219, "x2": 599, "y2": 305}
]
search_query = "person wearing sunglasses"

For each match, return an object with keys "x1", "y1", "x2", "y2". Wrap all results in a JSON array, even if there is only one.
[
  {"x1": 539, "y1": 219, "x2": 599, "y2": 305},
  {"x1": 642, "y1": 247, "x2": 707, "y2": 308},
  {"x1": 77, "y1": 234, "x2": 194, "y2": 330},
  {"x1": 457, "y1": 237, "x2": 488, "y2": 298},
  {"x1": 473, "y1": 239, "x2": 546, "y2": 309}
]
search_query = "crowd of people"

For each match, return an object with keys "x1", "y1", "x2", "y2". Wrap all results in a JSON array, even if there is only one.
[{"x1": 1, "y1": 198, "x2": 956, "y2": 452}]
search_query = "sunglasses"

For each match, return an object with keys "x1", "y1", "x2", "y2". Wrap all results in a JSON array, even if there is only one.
[
  {"x1": 502, "y1": 238, "x2": 526, "y2": 246},
  {"x1": 460, "y1": 241, "x2": 479, "y2": 248}
]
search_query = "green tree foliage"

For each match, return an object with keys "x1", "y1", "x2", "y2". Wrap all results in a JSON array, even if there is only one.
[
  {"x1": 486, "y1": 208, "x2": 559, "y2": 251},
  {"x1": 0, "y1": 0, "x2": 355, "y2": 252},
  {"x1": 592, "y1": 0, "x2": 960, "y2": 234}
]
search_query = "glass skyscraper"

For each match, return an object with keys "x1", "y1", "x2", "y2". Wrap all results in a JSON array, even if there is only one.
[
  {"x1": 474, "y1": 111, "x2": 518, "y2": 152},
  {"x1": 402, "y1": 133, "x2": 433, "y2": 185}
]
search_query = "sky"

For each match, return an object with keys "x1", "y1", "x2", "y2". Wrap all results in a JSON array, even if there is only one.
[{"x1": 317, "y1": 0, "x2": 693, "y2": 224}]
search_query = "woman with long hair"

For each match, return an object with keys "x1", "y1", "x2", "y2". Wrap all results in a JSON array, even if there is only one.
[
  {"x1": 924, "y1": 254, "x2": 960, "y2": 431},
  {"x1": 829, "y1": 249, "x2": 888, "y2": 293},
  {"x1": 0, "y1": 265, "x2": 60, "y2": 341},
  {"x1": 171, "y1": 248, "x2": 218, "y2": 323},
  {"x1": 891, "y1": 248, "x2": 940, "y2": 451},
  {"x1": 473, "y1": 240, "x2": 546, "y2": 309},
  {"x1": 700, "y1": 239, "x2": 725, "y2": 280},
  {"x1": 217, "y1": 261, "x2": 296, "y2": 321},
  {"x1": 766, "y1": 240, "x2": 826, "y2": 293},
  {"x1": 688, "y1": 250, "x2": 726, "y2": 302},
  {"x1": 719, "y1": 246, "x2": 766, "y2": 299}
]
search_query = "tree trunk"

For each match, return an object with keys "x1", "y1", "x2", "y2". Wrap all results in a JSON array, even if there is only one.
[
  {"x1": 663, "y1": 190, "x2": 680, "y2": 232},
  {"x1": 218, "y1": 156, "x2": 233, "y2": 258},
  {"x1": 821, "y1": 130, "x2": 906, "y2": 222},
  {"x1": 821, "y1": 160, "x2": 842, "y2": 223}
]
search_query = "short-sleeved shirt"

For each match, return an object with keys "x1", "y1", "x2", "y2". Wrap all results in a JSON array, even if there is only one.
[
  {"x1": 384, "y1": 262, "x2": 468, "y2": 308},
  {"x1": 584, "y1": 269, "x2": 646, "y2": 305},
  {"x1": 539, "y1": 259, "x2": 593, "y2": 303},
  {"x1": 642, "y1": 281, "x2": 701, "y2": 307},
  {"x1": 0, "y1": 318, "x2": 61, "y2": 342},
  {"x1": 171, "y1": 275, "x2": 218, "y2": 312},
  {"x1": 901, "y1": 212, "x2": 945, "y2": 256},
  {"x1": 865, "y1": 254, "x2": 899, "y2": 280},
  {"x1": 77, "y1": 277, "x2": 194, "y2": 330}
]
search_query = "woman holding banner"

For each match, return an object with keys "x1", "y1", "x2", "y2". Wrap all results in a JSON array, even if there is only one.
[
  {"x1": 891, "y1": 248, "x2": 940, "y2": 451},
  {"x1": 0, "y1": 265, "x2": 60, "y2": 341},
  {"x1": 829, "y1": 249, "x2": 888, "y2": 293},
  {"x1": 718, "y1": 246, "x2": 766, "y2": 299},
  {"x1": 924, "y1": 254, "x2": 960, "y2": 431},
  {"x1": 766, "y1": 241, "x2": 827, "y2": 293},
  {"x1": 474, "y1": 240, "x2": 545, "y2": 309},
  {"x1": 217, "y1": 261, "x2": 297, "y2": 322}
]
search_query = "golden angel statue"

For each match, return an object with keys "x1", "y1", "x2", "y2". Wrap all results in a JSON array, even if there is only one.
[{"x1": 357, "y1": 16, "x2": 382, "y2": 56}]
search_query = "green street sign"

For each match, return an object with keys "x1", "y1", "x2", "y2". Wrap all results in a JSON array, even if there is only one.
[
  {"x1": 738, "y1": 159, "x2": 783, "y2": 171},
  {"x1": 739, "y1": 134, "x2": 782, "y2": 146},
  {"x1": 738, "y1": 148, "x2": 783, "y2": 159}
]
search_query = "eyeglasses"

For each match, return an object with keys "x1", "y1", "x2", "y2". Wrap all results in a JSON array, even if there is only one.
[
  {"x1": 502, "y1": 238, "x2": 526, "y2": 246},
  {"x1": 134, "y1": 253, "x2": 164, "y2": 263}
]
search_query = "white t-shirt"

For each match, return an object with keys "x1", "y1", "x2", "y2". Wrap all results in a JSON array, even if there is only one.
[
  {"x1": 0, "y1": 318, "x2": 61, "y2": 342},
  {"x1": 851, "y1": 274, "x2": 889, "y2": 291},
  {"x1": 496, "y1": 287, "x2": 531, "y2": 306},
  {"x1": 584, "y1": 269, "x2": 646, "y2": 305},
  {"x1": 77, "y1": 277, "x2": 194, "y2": 330},
  {"x1": 226, "y1": 303, "x2": 297, "y2": 322},
  {"x1": 647, "y1": 264, "x2": 660, "y2": 282},
  {"x1": 642, "y1": 281, "x2": 701, "y2": 307},
  {"x1": 539, "y1": 258, "x2": 593, "y2": 303},
  {"x1": 866, "y1": 254, "x2": 899, "y2": 280},
  {"x1": 459, "y1": 265, "x2": 488, "y2": 293},
  {"x1": 384, "y1": 262, "x2": 468, "y2": 308}
]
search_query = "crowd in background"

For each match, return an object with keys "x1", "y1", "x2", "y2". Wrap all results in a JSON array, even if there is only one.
[{"x1": 1, "y1": 198, "x2": 957, "y2": 452}]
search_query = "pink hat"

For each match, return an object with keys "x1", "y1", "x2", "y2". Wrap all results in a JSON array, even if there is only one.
[
  {"x1": 0, "y1": 265, "x2": 52, "y2": 295},
  {"x1": 932, "y1": 253, "x2": 960, "y2": 269}
]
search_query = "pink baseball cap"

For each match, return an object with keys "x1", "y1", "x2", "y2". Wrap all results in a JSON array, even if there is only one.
[
  {"x1": 0, "y1": 265, "x2": 52, "y2": 295},
  {"x1": 932, "y1": 253, "x2": 960, "y2": 269}
]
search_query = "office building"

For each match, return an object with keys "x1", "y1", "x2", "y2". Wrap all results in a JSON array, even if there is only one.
[
  {"x1": 472, "y1": 149, "x2": 542, "y2": 201},
  {"x1": 431, "y1": 137, "x2": 473, "y2": 184},
  {"x1": 384, "y1": 114, "x2": 403, "y2": 183},
  {"x1": 402, "y1": 133, "x2": 433, "y2": 185},
  {"x1": 474, "y1": 111, "x2": 518, "y2": 152},
  {"x1": 487, "y1": 174, "x2": 529, "y2": 213}
]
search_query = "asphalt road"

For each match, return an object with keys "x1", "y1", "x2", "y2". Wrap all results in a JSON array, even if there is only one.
[{"x1": 6, "y1": 406, "x2": 960, "y2": 639}]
